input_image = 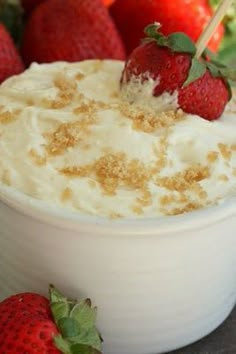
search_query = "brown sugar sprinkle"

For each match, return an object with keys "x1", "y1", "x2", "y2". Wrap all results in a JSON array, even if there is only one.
[
  {"x1": 160, "y1": 193, "x2": 189, "y2": 207},
  {"x1": 119, "y1": 103, "x2": 184, "y2": 133},
  {"x1": 60, "y1": 152, "x2": 153, "y2": 195},
  {"x1": 218, "y1": 143, "x2": 232, "y2": 160},
  {"x1": 61, "y1": 187, "x2": 73, "y2": 202},
  {"x1": 131, "y1": 205, "x2": 144, "y2": 215},
  {"x1": 75, "y1": 72, "x2": 85, "y2": 81},
  {"x1": 29, "y1": 149, "x2": 47, "y2": 166},
  {"x1": 46, "y1": 74, "x2": 77, "y2": 109},
  {"x1": 73, "y1": 99, "x2": 108, "y2": 116},
  {"x1": 153, "y1": 137, "x2": 168, "y2": 172},
  {"x1": 207, "y1": 151, "x2": 219, "y2": 163},
  {"x1": 157, "y1": 165, "x2": 210, "y2": 192},
  {"x1": 94, "y1": 153, "x2": 151, "y2": 194},
  {"x1": 164, "y1": 202, "x2": 203, "y2": 216},
  {"x1": 46, "y1": 117, "x2": 95, "y2": 155},
  {"x1": 60, "y1": 165, "x2": 93, "y2": 178},
  {"x1": 218, "y1": 175, "x2": 229, "y2": 182},
  {"x1": 0, "y1": 108, "x2": 21, "y2": 124},
  {"x1": 73, "y1": 103, "x2": 94, "y2": 115},
  {"x1": 136, "y1": 189, "x2": 152, "y2": 207}
]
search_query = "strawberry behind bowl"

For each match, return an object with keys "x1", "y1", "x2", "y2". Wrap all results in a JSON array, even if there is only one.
[
  {"x1": 110, "y1": 0, "x2": 224, "y2": 55},
  {"x1": 0, "y1": 23, "x2": 24, "y2": 83},
  {"x1": 21, "y1": 0, "x2": 126, "y2": 66}
]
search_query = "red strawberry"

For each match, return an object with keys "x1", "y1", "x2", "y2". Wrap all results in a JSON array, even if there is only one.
[
  {"x1": 121, "y1": 24, "x2": 230, "y2": 121},
  {"x1": 0, "y1": 285, "x2": 103, "y2": 354},
  {"x1": 110, "y1": 0, "x2": 224, "y2": 55},
  {"x1": 0, "y1": 292, "x2": 51, "y2": 319},
  {"x1": 21, "y1": 0, "x2": 126, "y2": 66},
  {"x1": 21, "y1": 0, "x2": 115, "y2": 16},
  {"x1": 0, "y1": 24, "x2": 24, "y2": 83}
]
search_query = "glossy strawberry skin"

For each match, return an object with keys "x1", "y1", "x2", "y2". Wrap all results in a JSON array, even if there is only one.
[
  {"x1": 122, "y1": 41, "x2": 192, "y2": 95},
  {"x1": 21, "y1": 0, "x2": 115, "y2": 15},
  {"x1": 0, "y1": 293, "x2": 51, "y2": 320},
  {"x1": 110, "y1": 0, "x2": 224, "y2": 55},
  {"x1": 122, "y1": 41, "x2": 230, "y2": 120},
  {"x1": 0, "y1": 315, "x2": 60, "y2": 353},
  {"x1": 0, "y1": 292, "x2": 60, "y2": 353},
  {"x1": 21, "y1": 0, "x2": 126, "y2": 66},
  {"x1": 0, "y1": 24, "x2": 24, "y2": 83}
]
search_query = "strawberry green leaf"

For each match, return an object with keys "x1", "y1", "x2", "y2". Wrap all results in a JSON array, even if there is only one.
[
  {"x1": 164, "y1": 33, "x2": 196, "y2": 55},
  {"x1": 58, "y1": 317, "x2": 80, "y2": 338},
  {"x1": 183, "y1": 58, "x2": 207, "y2": 87},
  {"x1": 49, "y1": 285, "x2": 103, "y2": 354},
  {"x1": 50, "y1": 284, "x2": 68, "y2": 304},
  {"x1": 51, "y1": 302, "x2": 70, "y2": 323},
  {"x1": 71, "y1": 344, "x2": 100, "y2": 354},
  {"x1": 70, "y1": 327, "x2": 102, "y2": 351},
  {"x1": 54, "y1": 335, "x2": 72, "y2": 354},
  {"x1": 144, "y1": 22, "x2": 162, "y2": 40},
  {"x1": 206, "y1": 62, "x2": 221, "y2": 77},
  {"x1": 144, "y1": 22, "x2": 196, "y2": 55},
  {"x1": 70, "y1": 299, "x2": 97, "y2": 331}
]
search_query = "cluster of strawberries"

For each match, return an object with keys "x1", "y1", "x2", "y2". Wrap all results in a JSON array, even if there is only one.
[{"x1": 1, "y1": 0, "x2": 223, "y2": 82}]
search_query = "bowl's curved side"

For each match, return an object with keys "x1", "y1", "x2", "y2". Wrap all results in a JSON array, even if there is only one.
[{"x1": 0, "y1": 200, "x2": 236, "y2": 354}]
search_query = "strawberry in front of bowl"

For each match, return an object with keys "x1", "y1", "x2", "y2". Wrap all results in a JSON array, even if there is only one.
[{"x1": 0, "y1": 285, "x2": 103, "y2": 353}]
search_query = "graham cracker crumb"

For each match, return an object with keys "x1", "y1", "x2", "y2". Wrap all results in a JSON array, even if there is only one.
[
  {"x1": 61, "y1": 187, "x2": 73, "y2": 202},
  {"x1": 218, "y1": 143, "x2": 232, "y2": 160},
  {"x1": 231, "y1": 144, "x2": 236, "y2": 151}
]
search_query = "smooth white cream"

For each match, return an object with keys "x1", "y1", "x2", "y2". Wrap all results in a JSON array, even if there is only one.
[{"x1": 0, "y1": 59, "x2": 236, "y2": 218}]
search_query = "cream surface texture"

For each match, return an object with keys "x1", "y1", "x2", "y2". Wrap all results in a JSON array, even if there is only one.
[{"x1": 0, "y1": 59, "x2": 236, "y2": 218}]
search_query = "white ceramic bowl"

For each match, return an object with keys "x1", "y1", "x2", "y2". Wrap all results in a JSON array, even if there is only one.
[{"x1": 0, "y1": 184, "x2": 235, "y2": 354}]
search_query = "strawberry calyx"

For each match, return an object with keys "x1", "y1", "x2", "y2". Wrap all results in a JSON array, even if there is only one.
[
  {"x1": 49, "y1": 285, "x2": 103, "y2": 354},
  {"x1": 144, "y1": 22, "x2": 233, "y2": 100},
  {"x1": 144, "y1": 22, "x2": 196, "y2": 56}
]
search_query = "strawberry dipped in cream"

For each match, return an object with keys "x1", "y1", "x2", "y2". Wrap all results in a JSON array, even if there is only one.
[{"x1": 0, "y1": 25, "x2": 236, "y2": 219}]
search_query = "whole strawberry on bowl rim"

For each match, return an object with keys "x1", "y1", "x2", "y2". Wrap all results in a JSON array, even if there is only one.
[{"x1": 121, "y1": 22, "x2": 232, "y2": 121}]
